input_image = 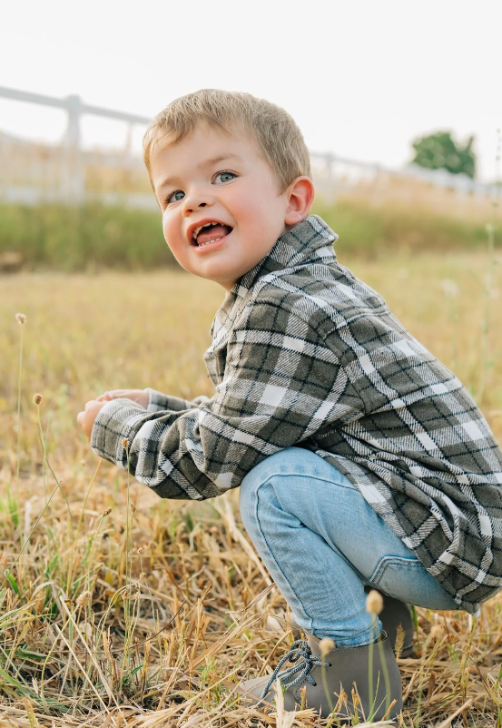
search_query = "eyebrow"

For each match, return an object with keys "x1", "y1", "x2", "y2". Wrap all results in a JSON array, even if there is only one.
[{"x1": 157, "y1": 154, "x2": 242, "y2": 190}]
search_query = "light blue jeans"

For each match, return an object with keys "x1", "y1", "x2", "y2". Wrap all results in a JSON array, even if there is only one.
[{"x1": 240, "y1": 447, "x2": 458, "y2": 648}]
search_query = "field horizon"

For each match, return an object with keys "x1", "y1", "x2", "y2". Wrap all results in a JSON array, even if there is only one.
[{"x1": 1, "y1": 194, "x2": 500, "y2": 274}]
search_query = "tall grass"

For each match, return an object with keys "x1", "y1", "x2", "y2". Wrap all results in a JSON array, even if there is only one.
[
  {"x1": 0, "y1": 252, "x2": 501, "y2": 726},
  {"x1": 0, "y1": 202, "x2": 173, "y2": 271},
  {"x1": 0, "y1": 198, "x2": 499, "y2": 271}
]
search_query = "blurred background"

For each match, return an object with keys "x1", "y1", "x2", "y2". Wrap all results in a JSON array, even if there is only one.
[{"x1": 0, "y1": 0, "x2": 501, "y2": 271}]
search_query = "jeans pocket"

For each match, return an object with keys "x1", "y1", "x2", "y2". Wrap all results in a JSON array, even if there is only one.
[{"x1": 369, "y1": 556, "x2": 458, "y2": 610}]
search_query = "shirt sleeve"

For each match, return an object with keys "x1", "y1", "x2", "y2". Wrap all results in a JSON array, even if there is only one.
[
  {"x1": 90, "y1": 297, "x2": 355, "y2": 500},
  {"x1": 146, "y1": 388, "x2": 210, "y2": 413}
]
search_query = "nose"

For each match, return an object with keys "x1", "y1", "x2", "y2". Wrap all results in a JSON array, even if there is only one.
[{"x1": 182, "y1": 187, "x2": 215, "y2": 216}]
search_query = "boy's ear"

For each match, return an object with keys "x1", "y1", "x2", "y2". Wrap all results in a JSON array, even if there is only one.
[{"x1": 284, "y1": 176, "x2": 315, "y2": 227}]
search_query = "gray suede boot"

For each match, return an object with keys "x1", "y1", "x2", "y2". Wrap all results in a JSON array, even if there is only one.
[
  {"x1": 364, "y1": 588, "x2": 415, "y2": 657},
  {"x1": 237, "y1": 631, "x2": 403, "y2": 721},
  {"x1": 281, "y1": 593, "x2": 414, "y2": 658}
]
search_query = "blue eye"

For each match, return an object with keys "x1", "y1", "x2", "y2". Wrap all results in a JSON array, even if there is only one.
[
  {"x1": 214, "y1": 171, "x2": 236, "y2": 184},
  {"x1": 167, "y1": 190, "x2": 184, "y2": 204}
]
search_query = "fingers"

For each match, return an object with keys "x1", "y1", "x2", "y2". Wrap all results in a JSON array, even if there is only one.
[
  {"x1": 77, "y1": 400, "x2": 97, "y2": 425},
  {"x1": 97, "y1": 390, "x2": 121, "y2": 402},
  {"x1": 96, "y1": 389, "x2": 132, "y2": 402},
  {"x1": 96, "y1": 390, "x2": 148, "y2": 408},
  {"x1": 78, "y1": 390, "x2": 147, "y2": 439},
  {"x1": 77, "y1": 400, "x2": 106, "y2": 441}
]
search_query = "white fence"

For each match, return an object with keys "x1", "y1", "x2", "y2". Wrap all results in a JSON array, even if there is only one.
[{"x1": 0, "y1": 85, "x2": 499, "y2": 209}]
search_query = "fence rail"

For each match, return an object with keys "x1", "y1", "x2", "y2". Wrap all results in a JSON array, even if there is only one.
[{"x1": 0, "y1": 85, "x2": 499, "y2": 209}]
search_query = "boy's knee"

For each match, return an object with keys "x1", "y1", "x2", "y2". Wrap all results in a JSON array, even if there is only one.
[{"x1": 239, "y1": 448, "x2": 297, "y2": 528}]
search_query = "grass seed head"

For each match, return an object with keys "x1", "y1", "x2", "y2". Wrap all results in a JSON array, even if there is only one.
[
  {"x1": 76, "y1": 590, "x2": 92, "y2": 609},
  {"x1": 16, "y1": 312, "x2": 27, "y2": 325},
  {"x1": 102, "y1": 631, "x2": 112, "y2": 661},
  {"x1": 122, "y1": 438, "x2": 129, "y2": 449},
  {"x1": 365, "y1": 589, "x2": 384, "y2": 615},
  {"x1": 5, "y1": 588, "x2": 13, "y2": 611},
  {"x1": 394, "y1": 624, "x2": 405, "y2": 657},
  {"x1": 33, "y1": 393, "x2": 43, "y2": 405},
  {"x1": 319, "y1": 637, "x2": 335, "y2": 656},
  {"x1": 431, "y1": 624, "x2": 446, "y2": 641}
]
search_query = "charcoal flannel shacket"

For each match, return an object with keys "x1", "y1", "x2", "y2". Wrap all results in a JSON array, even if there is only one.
[{"x1": 92, "y1": 215, "x2": 502, "y2": 613}]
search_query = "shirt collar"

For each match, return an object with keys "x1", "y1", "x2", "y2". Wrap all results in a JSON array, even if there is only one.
[{"x1": 231, "y1": 214, "x2": 338, "y2": 298}]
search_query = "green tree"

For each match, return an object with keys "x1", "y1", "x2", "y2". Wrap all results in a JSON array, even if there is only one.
[{"x1": 411, "y1": 131, "x2": 476, "y2": 178}]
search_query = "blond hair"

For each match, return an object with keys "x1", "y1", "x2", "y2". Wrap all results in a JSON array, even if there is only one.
[{"x1": 143, "y1": 89, "x2": 311, "y2": 192}]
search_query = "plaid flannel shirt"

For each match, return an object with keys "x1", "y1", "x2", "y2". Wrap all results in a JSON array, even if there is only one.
[{"x1": 92, "y1": 215, "x2": 502, "y2": 612}]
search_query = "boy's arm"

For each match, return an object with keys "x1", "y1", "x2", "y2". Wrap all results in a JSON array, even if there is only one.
[{"x1": 90, "y1": 299, "x2": 352, "y2": 500}]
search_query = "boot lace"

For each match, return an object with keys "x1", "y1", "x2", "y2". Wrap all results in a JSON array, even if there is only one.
[{"x1": 260, "y1": 639, "x2": 331, "y2": 699}]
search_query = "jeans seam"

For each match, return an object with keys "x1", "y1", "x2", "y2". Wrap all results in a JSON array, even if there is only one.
[
  {"x1": 260, "y1": 470, "x2": 356, "y2": 492},
  {"x1": 265, "y1": 473, "x2": 366, "y2": 581},
  {"x1": 253, "y1": 476, "x2": 376, "y2": 645},
  {"x1": 254, "y1": 479, "x2": 316, "y2": 627},
  {"x1": 254, "y1": 479, "x2": 379, "y2": 645},
  {"x1": 370, "y1": 556, "x2": 423, "y2": 586}
]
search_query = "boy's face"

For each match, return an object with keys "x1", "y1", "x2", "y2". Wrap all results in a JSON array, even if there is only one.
[{"x1": 150, "y1": 124, "x2": 292, "y2": 290}]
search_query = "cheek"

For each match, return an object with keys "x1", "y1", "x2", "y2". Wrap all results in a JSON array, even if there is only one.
[
  {"x1": 229, "y1": 196, "x2": 264, "y2": 232},
  {"x1": 162, "y1": 214, "x2": 179, "y2": 250}
]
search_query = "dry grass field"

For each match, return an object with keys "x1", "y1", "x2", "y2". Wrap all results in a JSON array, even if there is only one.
[{"x1": 1, "y1": 247, "x2": 502, "y2": 727}]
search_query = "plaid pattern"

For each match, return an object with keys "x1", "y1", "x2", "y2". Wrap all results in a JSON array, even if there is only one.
[{"x1": 92, "y1": 215, "x2": 502, "y2": 612}]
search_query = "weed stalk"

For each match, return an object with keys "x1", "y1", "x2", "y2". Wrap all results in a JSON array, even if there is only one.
[{"x1": 15, "y1": 314, "x2": 27, "y2": 554}]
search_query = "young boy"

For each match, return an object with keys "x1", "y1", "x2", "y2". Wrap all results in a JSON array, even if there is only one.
[{"x1": 77, "y1": 89, "x2": 502, "y2": 721}]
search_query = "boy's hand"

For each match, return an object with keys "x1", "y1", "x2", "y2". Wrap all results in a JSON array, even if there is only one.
[
  {"x1": 77, "y1": 400, "x2": 106, "y2": 441},
  {"x1": 96, "y1": 389, "x2": 150, "y2": 409}
]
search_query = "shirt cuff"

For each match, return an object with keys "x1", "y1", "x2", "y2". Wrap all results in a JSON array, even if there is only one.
[
  {"x1": 91, "y1": 398, "x2": 145, "y2": 466},
  {"x1": 145, "y1": 388, "x2": 207, "y2": 413}
]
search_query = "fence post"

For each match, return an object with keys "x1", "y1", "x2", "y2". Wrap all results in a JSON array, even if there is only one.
[
  {"x1": 125, "y1": 123, "x2": 133, "y2": 160},
  {"x1": 325, "y1": 152, "x2": 335, "y2": 204},
  {"x1": 62, "y1": 94, "x2": 85, "y2": 203}
]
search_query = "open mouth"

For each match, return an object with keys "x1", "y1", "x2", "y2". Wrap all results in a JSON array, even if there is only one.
[{"x1": 191, "y1": 221, "x2": 233, "y2": 247}]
